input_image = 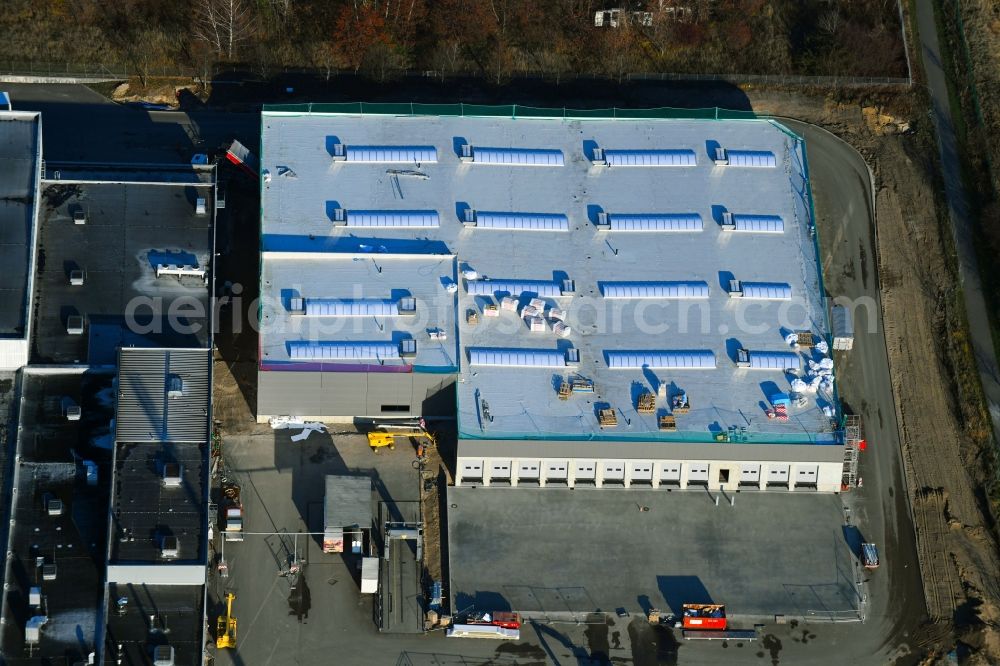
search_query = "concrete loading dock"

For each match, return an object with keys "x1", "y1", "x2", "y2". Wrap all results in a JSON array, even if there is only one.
[{"x1": 448, "y1": 487, "x2": 861, "y2": 625}]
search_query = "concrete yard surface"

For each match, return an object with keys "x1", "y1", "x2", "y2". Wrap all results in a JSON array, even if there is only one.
[{"x1": 449, "y1": 487, "x2": 860, "y2": 625}]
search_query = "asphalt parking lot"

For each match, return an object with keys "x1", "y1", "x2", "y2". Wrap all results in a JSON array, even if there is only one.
[{"x1": 449, "y1": 488, "x2": 860, "y2": 625}]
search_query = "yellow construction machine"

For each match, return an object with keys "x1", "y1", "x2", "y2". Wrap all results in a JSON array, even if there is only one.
[
  {"x1": 216, "y1": 592, "x2": 237, "y2": 649},
  {"x1": 367, "y1": 424, "x2": 436, "y2": 454}
]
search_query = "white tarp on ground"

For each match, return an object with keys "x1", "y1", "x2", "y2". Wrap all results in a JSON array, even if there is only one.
[{"x1": 269, "y1": 416, "x2": 328, "y2": 441}]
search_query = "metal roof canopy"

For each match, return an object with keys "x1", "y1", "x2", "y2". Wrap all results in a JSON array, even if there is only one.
[
  {"x1": 325, "y1": 475, "x2": 373, "y2": 528},
  {"x1": 115, "y1": 348, "x2": 211, "y2": 443}
]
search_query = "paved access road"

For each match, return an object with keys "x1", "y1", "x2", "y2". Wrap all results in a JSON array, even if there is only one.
[
  {"x1": 1, "y1": 83, "x2": 259, "y2": 164},
  {"x1": 913, "y1": 0, "x2": 1000, "y2": 433}
]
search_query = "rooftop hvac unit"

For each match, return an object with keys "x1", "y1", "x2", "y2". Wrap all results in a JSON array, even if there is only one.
[
  {"x1": 331, "y1": 207, "x2": 347, "y2": 226},
  {"x1": 460, "y1": 144, "x2": 474, "y2": 162},
  {"x1": 400, "y1": 339, "x2": 417, "y2": 358},
  {"x1": 162, "y1": 463, "x2": 182, "y2": 488},
  {"x1": 289, "y1": 297, "x2": 305, "y2": 315},
  {"x1": 73, "y1": 209, "x2": 87, "y2": 225},
  {"x1": 195, "y1": 197, "x2": 207, "y2": 215},
  {"x1": 591, "y1": 147, "x2": 607, "y2": 166},
  {"x1": 728, "y1": 279, "x2": 743, "y2": 297},
  {"x1": 167, "y1": 375, "x2": 184, "y2": 398},
  {"x1": 736, "y1": 348, "x2": 751, "y2": 368},
  {"x1": 462, "y1": 208, "x2": 477, "y2": 226},
  {"x1": 65, "y1": 405, "x2": 81, "y2": 421},
  {"x1": 66, "y1": 315, "x2": 84, "y2": 335},
  {"x1": 25, "y1": 616, "x2": 47, "y2": 644},
  {"x1": 160, "y1": 536, "x2": 179, "y2": 559},
  {"x1": 41, "y1": 564, "x2": 57, "y2": 580},
  {"x1": 720, "y1": 211, "x2": 736, "y2": 230},
  {"x1": 595, "y1": 211, "x2": 610, "y2": 229},
  {"x1": 46, "y1": 497, "x2": 64, "y2": 516},
  {"x1": 331, "y1": 143, "x2": 347, "y2": 161},
  {"x1": 69, "y1": 270, "x2": 84, "y2": 286},
  {"x1": 152, "y1": 645, "x2": 176, "y2": 666},
  {"x1": 565, "y1": 348, "x2": 580, "y2": 367},
  {"x1": 713, "y1": 147, "x2": 729, "y2": 165},
  {"x1": 29, "y1": 587, "x2": 41, "y2": 607},
  {"x1": 561, "y1": 279, "x2": 576, "y2": 294},
  {"x1": 398, "y1": 297, "x2": 417, "y2": 315}
]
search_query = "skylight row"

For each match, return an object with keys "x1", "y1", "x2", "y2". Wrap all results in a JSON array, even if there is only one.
[
  {"x1": 739, "y1": 282, "x2": 793, "y2": 300},
  {"x1": 605, "y1": 350, "x2": 717, "y2": 369},
  {"x1": 469, "y1": 147, "x2": 565, "y2": 166},
  {"x1": 468, "y1": 348, "x2": 567, "y2": 367},
  {"x1": 726, "y1": 150, "x2": 777, "y2": 168},
  {"x1": 288, "y1": 341, "x2": 400, "y2": 360},
  {"x1": 346, "y1": 210, "x2": 440, "y2": 228},
  {"x1": 303, "y1": 299, "x2": 399, "y2": 317},
  {"x1": 474, "y1": 211, "x2": 570, "y2": 231},
  {"x1": 600, "y1": 281, "x2": 710, "y2": 299},
  {"x1": 466, "y1": 280, "x2": 564, "y2": 298},
  {"x1": 344, "y1": 145, "x2": 438, "y2": 163},
  {"x1": 603, "y1": 149, "x2": 697, "y2": 167},
  {"x1": 608, "y1": 213, "x2": 703, "y2": 232},
  {"x1": 731, "y1": 214, "x2": 784, "y2": 233}
]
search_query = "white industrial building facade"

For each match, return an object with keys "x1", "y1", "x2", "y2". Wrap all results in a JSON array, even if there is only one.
[{"x1": 258, "y1": 104, "x2": 846, "y2": 492}]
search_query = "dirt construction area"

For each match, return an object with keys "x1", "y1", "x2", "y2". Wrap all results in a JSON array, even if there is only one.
[{"x1": 751, "y1": 88, "x2": 1000, "y2": 662}]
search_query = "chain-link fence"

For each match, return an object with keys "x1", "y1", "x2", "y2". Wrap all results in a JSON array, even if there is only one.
[{"x1": 0, "y1": 60, "x2": 911, "y2": 89}]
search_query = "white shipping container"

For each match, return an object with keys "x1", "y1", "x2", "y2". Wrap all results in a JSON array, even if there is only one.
[
  {"x1": 361, "y1": 557, "x2": 379, "y2": 594},
  {"x1": 831, "y1": 305, "x2": 854, "y2": 350}
]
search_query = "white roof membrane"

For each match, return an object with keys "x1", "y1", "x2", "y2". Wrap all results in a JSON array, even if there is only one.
[
  {"x1": 346, "y1": 210, "x2": 440, "y2": 228},
  {"x1": 600, "y1": 281, "x2": 710, "y2": 299},
  {"x1": 288, "y1": 341, "x2": 400, "y2": 361},
  {"x1": 604, "y1": 149, "x2": 697, "y2": 167},
  {"x1": 608, "y1": 213, "x2": 703, "y2": 232},
  {"x1": 469, "y1": 348, "x2": 567, "y2": 367},
  {"x1": 345, "y1": 145, "x2": 438, "y2": 163},
  {"x1": 726, "y1": 150, "x2": 777, "y2": 168},
  {"x1": 472, "y1": 147, "x2": 564, "y2": 166},
  {"x1": 474, "y1": 211, "x2": 570, "y2": 231},
  {"x1": 605, "y1": 350, "x2": 717, "y2": 369}
]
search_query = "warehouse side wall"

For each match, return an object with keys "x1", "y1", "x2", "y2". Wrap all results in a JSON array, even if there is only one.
[{"x1": 256, "y1": 370, "x2": 455, "y2": 422}]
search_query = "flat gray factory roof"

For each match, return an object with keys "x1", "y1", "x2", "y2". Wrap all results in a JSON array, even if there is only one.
[
  {"x1": 261, "y1": 252, "x2": 458, "y2": 369},
  {"x1": 324, "y1": 474, "x2": 373, "y2": 527},
  {"x1": 260, "y1": 112, "x2": 835, "y2": 443},
  {"x1": 448, "y1": 487, "x2": 858, "y2": 623},
  {"x1": 110, "y1": 440, "x2": 206, "y2": 563},
  {"x1": 0, "y1": 112, "x2": 40, "y2": 337},
  {"x1": 32, "y1": 181, "x2": 213, "y2": 364},
  {"x1": 104, "y1": 582, "x2": 204, "y2": 666},
  {"x1": 116, "y1": 348, "x2": 211, "y2": 443}
]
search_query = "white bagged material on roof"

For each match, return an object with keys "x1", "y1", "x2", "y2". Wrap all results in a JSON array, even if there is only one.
[
  {"x1": 463, "y1": 269, "x2": 479, "y2": 280},
  {"x1": 548, "y1": 308, "x2": 566, "y2": 322},
  {"x1": 528, "y1": 316, "x2": 546, "y2": 332},
  {"x1": 823, "y1": 405, "x2": 836, "y2": 418},
  {"x1": 785, "y1": 333, "x2": 799, "y2": 347},
  {"x1": 553, "y1": 321, "x2": 572, "y2": 338},
  {"x1": 521, "y1": 305, "x2": 540, "y2": 319},
  {"x1": 815, "y1": 339, "x2": 829, "y2": 355},
  {"x1": 500, "y1": 296, "x2": 518, "y2": 311},
  {"x1": 529, "y1": 298, "x2": 546, "y2": 311},
  {"x1": 790, "y1": 378, "x2": 808, "y2": 393}
]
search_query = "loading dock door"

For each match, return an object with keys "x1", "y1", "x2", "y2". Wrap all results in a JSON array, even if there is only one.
[
  {"x1": 629, "y1": 462, "x2": 653, "y2": 483},
  {"x1": 740, "y1": 464, "x2": 761, "y2": 484},
  {"x1": 489, "y1": 460, "x2": 511, "y2": 481},
  {"x1": 574, "y1": 461, "x2": 596, "y2": 482},
  {"x1": 659, "y1": 462, "x2": 681, "y2": 484},
  {"x1": 767, "y1": 464, "x2": 790, "y2": 485},
  {"x1": 460, "y1": 460, "x2": 483, "y2": 483},
  {"x1": 602, "y1": 461, "x2": 625, "y2": 482},
  {"x1": 545, "y1": 461, "x2": 569, "y2": 482},
  {"x1": 796, "y1": 464, "x2": 819, "y2": 486},
  {"x1": 687, "y1": 463, "x2": 710, "y2": 483},
  {"x1": 518, "y1": 460, "x2": 540, "y2": 481}
]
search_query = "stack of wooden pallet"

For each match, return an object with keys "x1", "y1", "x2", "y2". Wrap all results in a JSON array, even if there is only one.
[
  {"x1": 637, "y1": 393, "x2": 656, "y2": 414},
  {"x1": 658, "y1": 415, "x2": 677, "y2": 431},
  {"x1": 558, "y1": 382, "x2": 572, "y2": 400},
  {"x1": 598, "y1": 408, "x2": 618, "y2": 427}
]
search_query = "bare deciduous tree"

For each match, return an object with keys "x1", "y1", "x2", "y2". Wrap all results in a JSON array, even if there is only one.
[{"x1": 193, "y1": 0, "x2": 256, "y2": 60}]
